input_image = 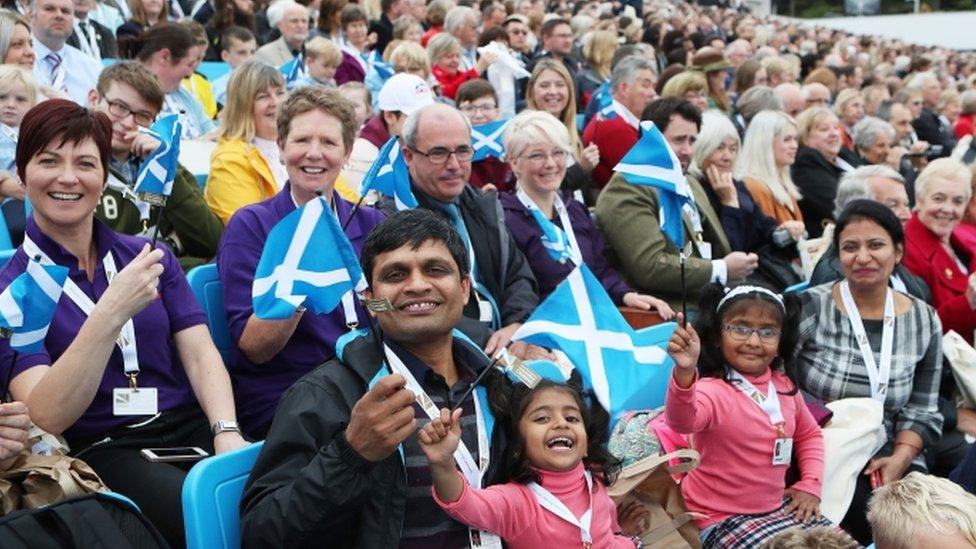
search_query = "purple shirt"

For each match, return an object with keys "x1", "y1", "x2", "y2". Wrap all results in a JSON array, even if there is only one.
[
  {"x1": 0, "y1": 218, "x2": 204, "y2": 443},
  {"x1": 500, "y1": 191, "x2": 632, "y2": 304},
  {"x1": 216, "y1": 185, "x2": 385, "y2": 436}
]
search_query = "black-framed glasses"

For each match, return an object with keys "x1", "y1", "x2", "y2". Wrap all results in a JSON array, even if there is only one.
[
  {"x1": 409, "y1": 145, "x2": 474, "y2": 165},
  {"x1": 723, "y1": 324, "x2": 781, "y2": 343},
  {"x1": 103, "y1": 98, "x2": 155, "y2": 127}
]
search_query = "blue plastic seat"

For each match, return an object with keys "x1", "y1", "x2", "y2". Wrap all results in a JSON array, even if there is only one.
[
  {"x1": 186, "y1": 263, "x2": 231, "y2": 364},
  {"x1": 182, "y1": 441, "x2": 264, "y2": 549},
  {"x1": 784, "y1": 281, "x2": 810, "y2": 294},
  {"x1": 197, "y1": 61, "x2": 231, "y2": 82}
]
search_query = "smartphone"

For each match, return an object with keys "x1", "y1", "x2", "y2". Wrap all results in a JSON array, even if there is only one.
[{"x1": 139, "y1": 447, "x2": 209, "y2": 463}]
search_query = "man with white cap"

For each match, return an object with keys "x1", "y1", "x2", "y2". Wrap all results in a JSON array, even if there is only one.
[{"x1": 345, "y1": 73, "x2": 434, "y2": 191}]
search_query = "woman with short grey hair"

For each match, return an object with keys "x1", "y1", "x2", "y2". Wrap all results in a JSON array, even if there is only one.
[{"x1": 853, "y1": 116, "x2": 905, "y2": 171}]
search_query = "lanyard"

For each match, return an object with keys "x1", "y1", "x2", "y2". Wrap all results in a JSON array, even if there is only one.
[
  {"x1": 163, "y1": 93, "x2": 199, "y2": 140},
  {"x1": 383, "y1": 344, "x2": 498, "y2": 547},
  {"x1": 106, "y1": 171, "x2": 152, "y2": 222},
  {"x1": 73, "y1": 20, "x2": 100, "y2": 60},
  {"x1": 840, "y1": 280, "x2": 894, "y2": 402},
  {"x1": 528, "y1": 470, "x2": 594, "y2": 547},
  {"x1": 515, "y1": 188, "x2": 583, "y2": 265},
  {"x1": 22, "y1": 235, "x2": 141, "y2": 381},
  {"x1": 727, "y1": 368, "x2": 784, "y2": 426}
]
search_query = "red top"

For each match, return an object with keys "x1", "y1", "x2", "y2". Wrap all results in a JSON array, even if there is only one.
[
  {"x1": 582, "y1": 114, "x2": 639, "y2": 188},
  {"x1": 432, "y1": 66, "x2": 479, "y2": 100},
  {"x1": 955, "y1": 113, "x2": 974, "y2": 139}
]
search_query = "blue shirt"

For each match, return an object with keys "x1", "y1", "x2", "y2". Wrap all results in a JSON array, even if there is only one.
[
  {"x1": 161, "y1": 86, "x2": 216, "y2": 140},
  {"x1": 215, "y1": 184, "x2": 385, "y2": 436},
  {"x1": 0, "y1": 218, "x2": 205, "y2": 442},
  {"x1": 211, "y1": 71, "x2": 230, "y2": 106},
  {"x1": 31, "y1": 39, "x2": 101, "y2": 106}
]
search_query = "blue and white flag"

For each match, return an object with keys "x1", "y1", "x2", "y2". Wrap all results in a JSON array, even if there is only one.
[
  {"x1": 370, "y1": 57, "x2": 395, "y2": 81},
  {"x1": 613, "y1": 121, "x2": 693, "y2": 247},
  {"x1": 471, "y1": 118, "x2": 509, "y2": 162},
  {"x1": 360, "y1": 137, "x2": 417, "y2": 211},
  {"x1": 512, "y1": 264, "x2": 677, "y2": 423},
  {"x1": 0, "y1": 260, "x2": 68, "y2": 353},
  {"x1": 528, "y1": 208, "x2": 573, "y2": 264},
  {"x1": 252, "y1": 196, "x2": 364, "y2": 320},
  {"x1": 594, "y1": 79, "x2": 615, "y2": 120},
  {"x1": 133, "y1": 114, "x2": 182, "y2": 204},
  {"x1": 280, "y1": 53, "x2": 306, "y2": 86}
]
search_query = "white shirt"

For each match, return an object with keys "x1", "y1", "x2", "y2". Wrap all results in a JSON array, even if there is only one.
[
  {"x1": 31, "y1": 39, "x2": 101, "y2": 106},
  {"x1": 252, "y1": 137, "x2": 288, "y2": 190},
  {"x1": 610, "y1": 99, "x2": 640, "y2": 130}
]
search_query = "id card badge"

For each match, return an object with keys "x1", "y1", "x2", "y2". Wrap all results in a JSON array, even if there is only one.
[
  {"x1": 113, "y1": 387, "x2": 159, "y2": 416},
  {"x1": 469, "y1": 529, "x2": 503, "y2": 549},
  {"x1": 772, "y1": 437, "x2": 793, "y2": 466},
  {"x1": 697, "y1": 241, "x2": 713, "y2": 260},
  {"x1": 477, "y1": 299, "x2": 493, "y2": 323}
]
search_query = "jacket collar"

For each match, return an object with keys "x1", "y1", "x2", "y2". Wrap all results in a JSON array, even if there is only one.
[{"x1": 905, "y1": 211, "x2": 969, "y2": 263}]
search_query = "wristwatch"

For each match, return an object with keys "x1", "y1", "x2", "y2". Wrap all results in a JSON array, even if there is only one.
[{"x1": 211, "y1": 420, "x2": 241, "y2": 437}]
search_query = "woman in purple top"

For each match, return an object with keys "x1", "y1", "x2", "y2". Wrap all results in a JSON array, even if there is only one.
[
  {"x1": 0, "y1": 100, "x2": 247, "y2": 546},
  {"x1": 499, "y1": 110, "x2": 674, "y2": 317},
  {"x1": 216, "y1": 87, "x2": 385, "y2": 438}
]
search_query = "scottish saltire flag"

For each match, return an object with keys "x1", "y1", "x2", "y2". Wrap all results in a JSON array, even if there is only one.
[
  {"x1": 528, "y1": 208, "x2": 574, "y2": 264},
  {"x1": 360, "y1": 137, "x2": 417, "y2": 211},
  {"x1": 471, "y1": 118, "x2": 509, "y2": 161},
  {"x1": 252, "y1": 196, "x2": 364, "y2": 319},
  {"x1": 371, "y1": 57, "x2": 394, "y2": 81},
  {"x1": 0, "y1": 260, "x2": 68, "y2": 353},
  {"x1": 280, "y1": 53, "x2": 306, "y2": 86},
  {"x1": 133, "y1": 114, "x2": 181, "y2": 203},
  {"x1": 614, "y1": 121, "x2": 694, "y2": 247},
  {"x1": 594, "y1": 79, "x2": 615, "y2": 120},
  {"x1": 512, "y1": 264, "x2": 677, "y2": 423}
]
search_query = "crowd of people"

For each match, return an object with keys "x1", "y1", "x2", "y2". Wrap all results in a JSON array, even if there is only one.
[{"x1": 0, "y1": 0, "x2": 976, "y2": 546}]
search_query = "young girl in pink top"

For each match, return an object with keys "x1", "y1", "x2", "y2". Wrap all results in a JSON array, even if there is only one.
[
  {"x1": 666, "y1": 282, "x2": 842, "y2": 548},
  {"x1": 419, "y1": 379, "x2": 645, "y2": 548}
]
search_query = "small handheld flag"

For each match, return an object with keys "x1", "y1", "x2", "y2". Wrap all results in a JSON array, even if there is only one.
[
  {"x1": 133, "y1": 114, "x2": 182, "y2": 207},
  {"x1": 360, "y1": 137, "x2": 417, "y2": 211},
  {"x1": 252, "y1": 196, "x2": 364, "y2": 319},
  {"x1": 512, "y1": 264, "x2": 677, "y2": 423},
  {"x1": 594, "y1": 79, "x2": 615, "y2": 120},
  {"x1": 471, "y1": 118, "x2": 509, "y2": 162},
  {"x1": 613, "y1": 121, "x2": 693, "y2": 247},
  {"x1": 0, "y1": 260, "x2": 68, "y2": 353},
  {"x1": 528, "y1": 208, "x2": 574, "y2": 264},
  {"x1": 280, "y1": 53, "x2": 306, "y2": 87}
]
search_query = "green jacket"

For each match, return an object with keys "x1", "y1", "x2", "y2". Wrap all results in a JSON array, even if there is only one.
[
  {"x1": 594, "y1": 172, "x2": 732, "y2": 310},
  {"x1": 95, "y1": 164, "x2": 224, "y2": 271}
]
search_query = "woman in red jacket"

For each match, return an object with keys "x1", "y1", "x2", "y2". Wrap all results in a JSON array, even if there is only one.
[
  {"x1": 427, "y1": 32, "x2": 495, "y2": 100},
  {"x1": 902, "y1": 158, "x2": 976, "y2": 343}
]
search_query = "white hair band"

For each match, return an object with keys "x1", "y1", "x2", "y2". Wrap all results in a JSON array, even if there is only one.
[{"x1": 717, "y1": 285, "x2": 785, "y2": 312}]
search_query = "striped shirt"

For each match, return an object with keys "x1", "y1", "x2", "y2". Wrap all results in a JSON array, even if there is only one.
[
  {"x1": 794, "y1": 283, "x2": 944, "y2": 449},
  {"x1": 387, "y1": 340, "x2": 487, "y2": 549}
]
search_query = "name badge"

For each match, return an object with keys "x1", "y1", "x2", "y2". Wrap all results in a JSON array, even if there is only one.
[
  {"x1": 478, "y1": 299, "x2": 493, "y2": 323},
  {"x1": 469, "y1": 529, "x2": 503, "y2": 549},
  {"x1": 773, "y1": 437, "x2": 793, "y2": 466},
  {"x1": 113, "y1": 387, "x2": 159, "y2": 416},
  {"x1": 697, "y1": 241, "x2": 713, "y2": 260}
]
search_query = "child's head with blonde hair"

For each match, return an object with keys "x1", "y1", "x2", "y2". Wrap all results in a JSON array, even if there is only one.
[
  {"x1": 304, "y1": 37, "x2": 342, "y2": 84},
  {"x1": 868, "y1": 472, "x2": 976, "y2": 549},
  {"x1": 0, "y1": 65, "x2": 39, "y2": 128}
]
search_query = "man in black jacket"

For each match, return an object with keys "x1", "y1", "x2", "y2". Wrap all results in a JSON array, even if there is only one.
[
  {"x1": 67, "y1": 0, "x2": 116, "y2": 60},
  {"x1": 241, "y1": 210, "x2": 510, "y2": 548},
  {"x1": 393, "y1": 103, "x2": 540, "y2": 356},
  {"x1": 909, "y1": 72, "x2": 956, "y2": 157}
]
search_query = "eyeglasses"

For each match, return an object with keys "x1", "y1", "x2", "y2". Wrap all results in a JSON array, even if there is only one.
[
  {"x1": 409, "y1": 145, "x2": 474, "y2": 164},
  {"x1": 459, "y1": 103, "x2": 498, "y2": 114},
  {"x1": 522, "y1": 149, "x2": 568, "y2": 164},
  {"x1": 103, "y1": 98, "x2": 155, "y2": 127},
  {"x1": 723, "y1": 324, "x2": 781, "y2": 343}
]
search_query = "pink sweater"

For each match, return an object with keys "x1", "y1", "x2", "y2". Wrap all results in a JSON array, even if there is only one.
[
  {"x1": 665, "y1": 369, "x2": 824, "y2": 529},
  {"x1": 434, "y1": 463, "x2": 636, "y2": 549}
]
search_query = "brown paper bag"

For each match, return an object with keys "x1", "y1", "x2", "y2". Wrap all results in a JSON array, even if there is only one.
[{"x1": 0, "y1": 445, "x2": 108, "y2": 515}]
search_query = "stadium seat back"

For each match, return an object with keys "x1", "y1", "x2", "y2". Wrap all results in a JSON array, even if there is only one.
[{"x1": 186, "y1": 263, "x2": 231, "y2": 364}]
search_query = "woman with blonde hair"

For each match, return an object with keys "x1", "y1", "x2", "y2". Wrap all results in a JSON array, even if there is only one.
[
  {"x1": 204, "y1": 61, "x2": 287, "y2": 223},
  {"x1": 388, "y1": 40, "x2": 431, "y2": 80},
  {"x1": 834, "y1": 88, "x2": 865, "y2": 150},
  {"x1": 526, "y1": 58, "x2": 599, "y2": 190},
  {"x1": 661, "y1": 71, "x2": 709, "y2": 113},
  {"x1": 739, "y1": 111, "x2": 805, "y2": 225},
  {"x1": 792, "y1": 106, "x2": 855, "y2": 237},
  {"x1": 579, "y1": 30, "x2": 617, "y2": 105},
  {"x1": 0, "y1": 9, "x2": 33, "y2": 68}
]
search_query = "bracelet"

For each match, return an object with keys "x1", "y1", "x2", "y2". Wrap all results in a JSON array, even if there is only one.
[{"x1": 894, "y1": 441, "x2": 923, "y2": 457}]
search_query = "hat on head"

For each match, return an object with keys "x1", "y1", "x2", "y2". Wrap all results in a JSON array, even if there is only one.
[
  {"x1": 690, "y1": 46, "x2": 732, "y2": 73},
  {"x1": 377, "y1": 73, "x2": 435, "y2": 115}
]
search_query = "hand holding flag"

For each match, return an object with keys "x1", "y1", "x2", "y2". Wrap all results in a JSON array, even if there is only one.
[
  {"x1": 133, "y1": 114, "x2": 182, "y2": 207},
  {"x1": 0, "y1": 260, "x2": 68, "y2": 353},
  {"x1": 252, "y1": 196, "x2": 365, "y2": 319},
  {"x1": 360, "y1": 137, "x2": 417, "y2": 211}
]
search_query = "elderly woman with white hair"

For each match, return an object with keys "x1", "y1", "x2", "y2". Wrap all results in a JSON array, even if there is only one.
[
  {"x1": 499, "y1": 110, "x2": 673, "y2": 317},
  {"x1": 903, "y1": 158, "x2": 976, "y2": 343},
  {"x1": 687, "y1": 110, "x2": 796, "y2": 254},
  {"x1": 834, "y1": 88, "x2": 866, "y2": 150},
  {"x1": 853, "y1": 116, "x2": 907, "y2": 171}
]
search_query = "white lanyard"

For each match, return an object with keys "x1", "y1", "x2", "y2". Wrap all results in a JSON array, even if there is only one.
[
  {"x1": 528, "y1": 470, "x2": 594, "y2": 547},
  {"x1": 727, "y1": 368, "x2": 785, "y2": 426},
  {"x1": 383, "y1": 344, "x2": 498, "y2": 548},
  {"x1": 515, "y1": 188, "x2": 583, "y2": 265},
  {"x1": 163, "y1": 93, "x2": 199, "y2": 140},
  {"x1": 23, "y1": 235, "x2": 141, "y2": 379},
  {"x1": 73, "y1": 20, "x2": 100, "y2": 60},
  {"x1": 106, "y1": 171, "x2": 152, "y2": 221},
  {"x1": 840, "y1": 280, "x2": 894, "y2": 402}
]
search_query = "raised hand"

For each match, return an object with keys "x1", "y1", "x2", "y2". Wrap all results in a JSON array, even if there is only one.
[
  {"x1": 418, "y1": 407, "x2": 462, "y2": 467},
  {"x1": 345, "y1": 374, "x2": 417, "y2": 462},
  {"x1": 96, "y1": 243, "x2": 165, "y2": 324}
]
